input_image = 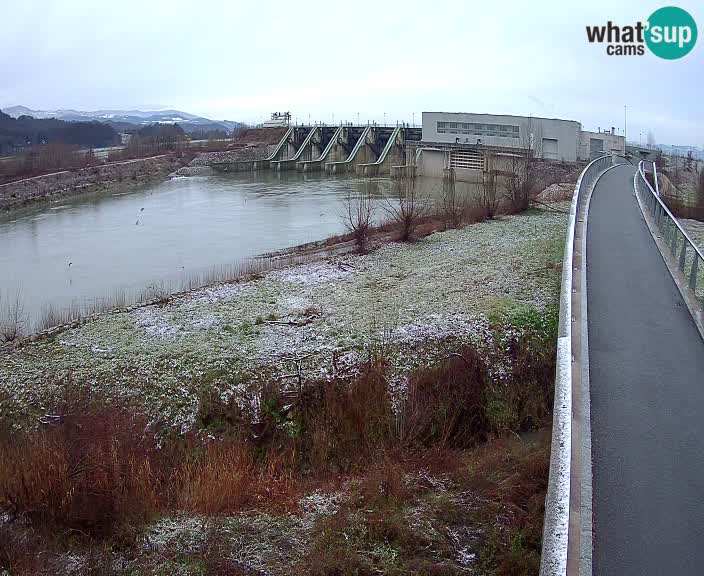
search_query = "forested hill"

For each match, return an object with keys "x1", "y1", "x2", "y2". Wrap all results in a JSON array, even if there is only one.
[{"x1": 0, "y1": 110, "x2": 120, "y2": 155}]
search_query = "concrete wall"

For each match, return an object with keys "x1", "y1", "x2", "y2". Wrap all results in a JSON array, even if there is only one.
[
  {"x1": 0, "y1": 155, "x2": 179, "y2": 211},
  {"x1": 422, "y1": 112, "x2": 581, "y2": 162},
  {"x1": 579, "y1": 130, "x2": 625, "y2": 160}
]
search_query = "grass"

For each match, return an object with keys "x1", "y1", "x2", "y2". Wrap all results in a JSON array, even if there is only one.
[
  {"x1": 25, "y1": 253, "x2": 318, "y2": 335},
  {"x1": 0, "y1": 205, "x2": 566, "y2": 573},
  {"x1": 0, "y1": 311, "x2": 556, "y2": 573},
  {"x1": 0, "y1": 204, "x2": 568, "y2": 435}
]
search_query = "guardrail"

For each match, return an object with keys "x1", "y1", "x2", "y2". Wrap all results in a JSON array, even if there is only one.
[
  {"x1": 540, "y1": 153, "x2": 620, "y2": 576},
  {"x1": 635, "y1": 160, "x2": 703, "y2": 302}
]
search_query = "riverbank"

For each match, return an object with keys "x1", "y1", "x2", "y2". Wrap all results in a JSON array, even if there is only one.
[
  {"x1": 0, "y1": 203, "x2": 568, "y2": 575},
  {"x1": 0, "y1": 155, "x2": 183, "y2": 212},
  {"x1": 0, "y1": 203, "x2": 568, "y2": 429}
]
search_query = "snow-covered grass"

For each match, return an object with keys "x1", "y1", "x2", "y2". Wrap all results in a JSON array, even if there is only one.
[
  {"x1": 0, "y1": 205, "x2": 568, "y2": 431},
  {"x1": 683, "y1": 218, "x2": 704, "y2": 253}
]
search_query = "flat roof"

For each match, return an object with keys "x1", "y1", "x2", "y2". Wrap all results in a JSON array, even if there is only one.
[{"x1": 422, "y1": 111, "x2": 581, "y2": 125}]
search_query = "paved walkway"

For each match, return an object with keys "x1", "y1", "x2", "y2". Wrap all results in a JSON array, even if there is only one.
[{"x1": 587, "y1": 164, "x2": 704, "y2": 575}]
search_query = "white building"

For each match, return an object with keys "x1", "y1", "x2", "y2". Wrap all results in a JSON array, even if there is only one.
[
  {"x1": 579, "y1": 128, "x2": 625, "y2": 160},
  {"x1": 418, "y1": 111, "x2": 625, "y2": 179},
  {"x1": 262, "y1": 112, "x2": 291, "y2": 128}
]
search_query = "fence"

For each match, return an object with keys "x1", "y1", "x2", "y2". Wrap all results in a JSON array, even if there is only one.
[{"x1": 636, "y1": 160, "x2": 703, "y2": 302}]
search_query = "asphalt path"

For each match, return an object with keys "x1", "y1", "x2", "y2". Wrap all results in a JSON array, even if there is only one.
[{"x1": 588, "y1": 164, "x2": 704, "y2": 575}]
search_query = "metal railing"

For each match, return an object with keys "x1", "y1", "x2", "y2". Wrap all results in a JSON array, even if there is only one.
[
  {"x1": 540, "y1": 153, "x2": 624, "y2": 576},
  {"x1": 635, "y1": 160, "x2": 703, "y2": 302}
]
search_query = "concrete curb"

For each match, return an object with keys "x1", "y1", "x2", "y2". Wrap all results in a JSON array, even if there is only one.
[
  {"x1": 568, "y1": 162, "x2": 628, "y2": 576},
  {"x1": 540, "y1": 156, "x2": 627, "y2": 576}
]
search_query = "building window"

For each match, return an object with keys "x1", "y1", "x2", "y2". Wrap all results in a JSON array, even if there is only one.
[{"x1": 436, "y1": 121, "x2": 519, "y2": 138}]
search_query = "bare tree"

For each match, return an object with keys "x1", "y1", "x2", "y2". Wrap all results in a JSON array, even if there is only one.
[
  {"x1": 440, "y1": 168, "x2": 465, "y2": 228},
  {"x1": 0, "y1": 292, "x2": 28, "y2": 342},
  {"x1": 383, "y1": 176, "x2": 428, "y2": 242},
  {"x1": 672, "y1": 154, "x2": 681, "y2": 185},
  {"x1": 478, "y1": 154, "x2": 500, "y2": 219},
  {"x1": 503, "y1": 120, "x2": 541, "y2": 213},
  {"x1": 340, "y1": 184, "x2": 375, "y2": 253},
  {"x1": 647, "y1": 131, "x2": 656, "y2": 149}
]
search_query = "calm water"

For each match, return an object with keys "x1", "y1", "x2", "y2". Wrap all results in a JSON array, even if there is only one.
[{"x1": 1, "y1": 172, "x2": 473, "y2": 328}]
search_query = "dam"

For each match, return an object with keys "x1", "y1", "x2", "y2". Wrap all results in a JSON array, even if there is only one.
[{"x1": 195, "y1": 124, "x2": 422, "y2": 176}]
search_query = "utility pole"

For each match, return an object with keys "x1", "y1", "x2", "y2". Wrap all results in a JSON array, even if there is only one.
[
  {"x1": 624, "y1": 105, "x2": 627, "y2": 146},
  {"x1": 412, "y1": 112, "x2": 415, "y2": 127}
]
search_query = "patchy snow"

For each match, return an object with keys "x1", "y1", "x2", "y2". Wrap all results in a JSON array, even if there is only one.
[
  {"x1": 267, "y1": 260, "x2": 353, "y2": 285},
  {"x1": 1, "y1": 205, "x2": 568, "y2": 430},
  {"x1": 131, "y1": 306, "x2": 182, "y2": 338}
]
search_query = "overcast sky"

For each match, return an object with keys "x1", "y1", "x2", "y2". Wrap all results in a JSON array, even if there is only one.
[{"x1": 1, "y1": 0, "x2": 701, "y2": 145}]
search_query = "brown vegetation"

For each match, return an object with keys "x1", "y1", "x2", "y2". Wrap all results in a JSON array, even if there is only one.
[
  {"x1": 0, "y1": 291, "x2": 558, "y2": 575},
  {"x1": 340, "y1": 185, "x2": 375, "y2": 253},
  {"x1": 0, "y1": 143, "x2": 99, "y2": 185},
  {"x1": 0, "y1": 292, "x2": 27, "y2": 342},
  {"x1": 382, "y1": 176, "x2": 429, "y2": 242},
  {"x1": 440, "y1": 168, "x2": 465, "y2": 228}
]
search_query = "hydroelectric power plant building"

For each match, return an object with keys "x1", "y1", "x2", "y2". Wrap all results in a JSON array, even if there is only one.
[
  {"x1": 200, "y1": 110, "x2": 624, "y2": 181},
  {"x1": 417, "y1": 111, "x2": 625, "y2": 180}
]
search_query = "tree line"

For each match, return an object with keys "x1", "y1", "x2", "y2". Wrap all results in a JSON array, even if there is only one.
[{"x1": 0, "y1": 110, "x2": 120, "y2": 156}]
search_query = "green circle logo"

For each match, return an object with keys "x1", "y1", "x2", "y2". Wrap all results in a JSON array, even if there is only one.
[{"x1": 645, "y1": 6, "x2": 698, "y2": 59}]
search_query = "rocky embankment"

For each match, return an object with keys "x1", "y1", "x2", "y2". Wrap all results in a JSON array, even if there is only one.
[
  {"x1": 0, "y1": 155, "x2": 181, "y2": 211},
  {"x1": 172, "y1": 127, "x2": 288, "y2": 177}
]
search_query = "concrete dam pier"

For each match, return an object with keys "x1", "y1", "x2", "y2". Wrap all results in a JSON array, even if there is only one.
[{"x1": 211, "y1": 125, "x2": 422, "y2": 176}]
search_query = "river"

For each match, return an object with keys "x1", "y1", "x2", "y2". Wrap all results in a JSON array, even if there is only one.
[{"x1": 0, "y1": 171, "x2": 476, "y2": 329}]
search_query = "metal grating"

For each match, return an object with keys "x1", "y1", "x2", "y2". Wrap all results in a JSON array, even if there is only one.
[{"x1": 449, "y1": 148, "x2": 484, "y2": 170}]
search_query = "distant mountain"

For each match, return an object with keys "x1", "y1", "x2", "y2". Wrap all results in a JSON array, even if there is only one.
[
  {"x1": 2, "y1": 106, "x2": 243, "y2": 134},
  {"x1": 0, "y1": 110, "x2": 120, "y2": 155}
]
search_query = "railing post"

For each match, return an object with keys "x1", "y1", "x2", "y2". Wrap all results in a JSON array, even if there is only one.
[
  {"x1": 680, "y1": 240, "x2": 688, "y2": 272},
  {"x1": 671, "y1": 227, "x2": 679, "y2": 256},
  {"x1": 691, "y1": 256, "x2": 699, "y2": 291}
]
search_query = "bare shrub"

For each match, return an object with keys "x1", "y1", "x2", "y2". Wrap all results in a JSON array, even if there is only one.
[
  {"x1": 174, "y1": 441, "x2": 257, "y2": 513},
  {"x1": 400, "y1": 346, "x2": 488, "y2": 448},
  {"x1": 0, "y1": 293, "x2": 27, "y2": 342},
  {"x1": 383, "y1": 176, "x2": 428, "y2": 242},
  {"x1": 503, "y1": 120, "x2": 542, "y2": 213},
  {"x1": 440, "y1": 168, "x2": 465, "y2": 228},
  {"x1": 0, "y1": 389, "x2": 162, "y2": 538},
  {"x1": 478, "y1": 154, "x2": 500, "y2": 219},
  {"x1": 291, "y1": 360, "x2": 393, "y2": 472},
  {"x1": 339, "y1": 185, "x2": 375, "y2": 253},
  {"x1": 0, "y1": 523, "x2": 52, "y2": 576}
]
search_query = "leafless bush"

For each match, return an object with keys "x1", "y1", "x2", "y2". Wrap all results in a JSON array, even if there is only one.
[
  {"x1": 339, "y1": 185, "x2": 375, "y2": 253},
  {"x1": 0, "y1": 390, "x2": 162, "y2": 538},
  {"x1": 478, "y1": 155, "x2": 500, "y2": 219},
  {"x1": 440, "y1": 168, "x2": 465, "y2": 228},
  {"x1": 503, "y1": 121, "x2": 541, "y2": 213},
  {"x1": 383, "y1": 176, "x2": 428, "y2": 242},
  {"x1": 0, "y1": 293, "x2": 27, "y2": 342}
]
